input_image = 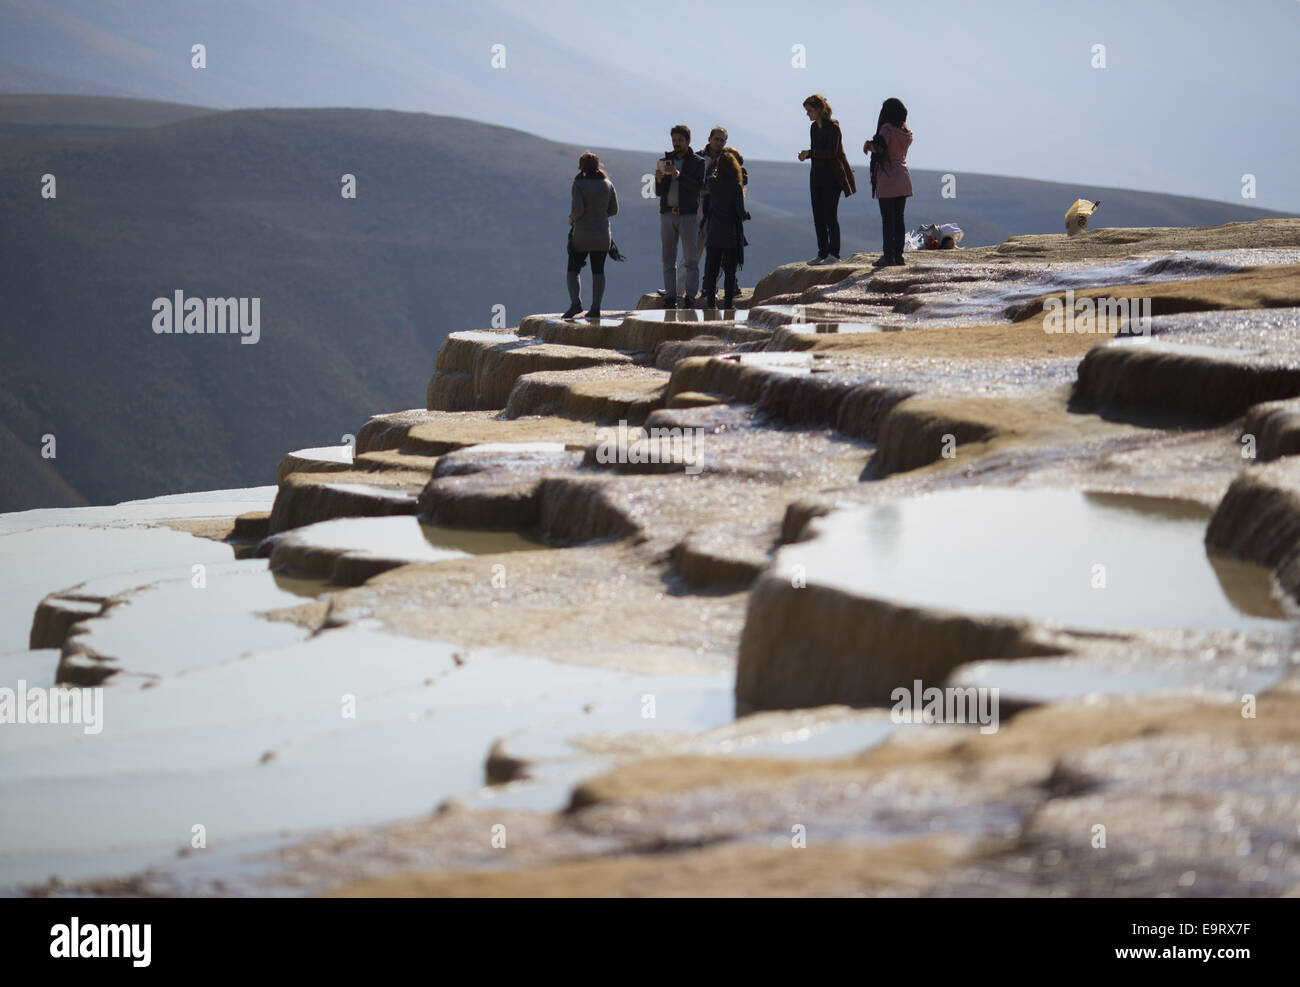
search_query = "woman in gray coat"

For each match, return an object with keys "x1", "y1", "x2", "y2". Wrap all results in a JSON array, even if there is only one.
[{"x1": 565, "y1": 152, "x2": 619, "y2": 320}]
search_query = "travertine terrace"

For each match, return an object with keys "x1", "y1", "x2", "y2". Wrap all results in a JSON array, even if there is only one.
[{"x1": 13, "y1": 219, "x2": 1300, "y2": 897}]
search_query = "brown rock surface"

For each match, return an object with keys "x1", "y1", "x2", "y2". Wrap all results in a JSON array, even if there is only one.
[{"x1": 38, "y1": 220, "x2": 1300, "y2": 898}]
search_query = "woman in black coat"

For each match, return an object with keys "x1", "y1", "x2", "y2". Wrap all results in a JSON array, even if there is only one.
[
  {"x1": 798, "y1": 93, "x2": 845, "y2": 264},
  {"x1": 700, "y1": 151, "x2": 748, "y2": 310}
]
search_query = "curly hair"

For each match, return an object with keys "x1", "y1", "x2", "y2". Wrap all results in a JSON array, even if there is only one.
[{"x1": 803, "y1": 93, "x2": 836, "y2": 125}]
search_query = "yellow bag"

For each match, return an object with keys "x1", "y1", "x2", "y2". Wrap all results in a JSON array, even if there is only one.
[{"x1": 1065, "y1": 198, "x2": 1100, "y2": 236}]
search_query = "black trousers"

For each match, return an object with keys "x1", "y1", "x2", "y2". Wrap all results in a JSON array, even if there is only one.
[
  {"x1": 568, "y1": 249, "x2": 607, "y2": 274},
  {"x1": 703, "y1": 247, "x2": 739, "y2": 302},
  {"x1": 810, "y1": 183, "x2": 841, "y2": 258},
  {"x1": 878, "y1": 196, "x2": 907, "y2": 260}
]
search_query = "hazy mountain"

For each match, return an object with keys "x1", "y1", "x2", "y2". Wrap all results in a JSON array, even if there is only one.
[
  {"x1": 0, "y1": 0, "x2": 775, "y2": 156},
  {"x1": 0, "y1": 56, "x2": 137, "y2": 100},
  {"x1": 0, "y1": 91, "x2": 215, "y2": 136},
  {"x1": 5, "y1": 1, "x2": 1297, "y2": 214},
  {"x1": 0, "y1": 95, "x2": 1290, "y2": 511}
]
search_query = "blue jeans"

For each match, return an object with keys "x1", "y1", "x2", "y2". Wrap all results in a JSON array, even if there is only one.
[{"x1": 660, "y1": 212, "x2": 700, "y2": 296}]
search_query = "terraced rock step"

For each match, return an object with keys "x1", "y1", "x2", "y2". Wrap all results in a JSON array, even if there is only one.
[
  {"x1": 583, "y1": 310, "x2": 768, "y2": 353},
  {"x1": 497, "y1": 340, "x2": 637, "y2": 410},
  {"x1": 351, "y1": 449, "x2": 442, "y2": 474},
  {"x1": 418, "y1": 444, "x2": 591, "y2": 532},
  {"x1": 268, "y1": 414, "x2": 609, "y2": 535},
  {"x1": 751, "y1": 256, "x2": 878, "y2": 304},
  {"x1": 276, "y1": 445, "x2": 354, "y2": 483},
  {"x1": 265, "y1": 515, "x2": 546, "y2": 585},
  {"x1": 425, "y1": 330, "x2": 522, "y2": 413},
  {"x1": 1206, "y1": 457, "x2": 1300, "y2": 603},
  {"x1": 57, "y1": 560, "x2": 315, "y2": 685},
  {"x1": 1243, "y1": 397, "x2": 1300, "y2": 460},
  {"x1": 671, "y1": 530, "x2": 767, "y2": 590},
  {"x1": 1074, "y1": 338, "x2": 1300, "y2": 423},
  {"x1": 738, "y1": 489, "x2": 1289, "y2": 710},
  {"x1": 991, "y1": 219, "x2": 1300, "y2": 258},
  {"x1": 229, "y1": 511, "x2": 271, "y2": 544},
  {"x1": 665, "y1": 351, "x2": 914, "y2": 441},
  {"x1": 267, "y1": 470, "x2": 426, "y2": 535},
  {"x1": 518, "y1": 313, "x2": 624, "y2": 338},
  {"x1": 2, "y1": 502, "x2": 258, "y2": 657},
  {"x1": 653, "y1": 337, "x2": 736, "y2": 369},
  {"x1": 428, "y1": 330, "x2": 634, "y2": 411},
  {"x1": 356, "y1": 409, "x2": 598, "y2": 457},
  {"x1": 751, "y1": 252, "x2": 1300, "y2": 332},
  {"x1": 870, "y1": 392, "x2": 1019, "y2": 475},
  {"x1": 632, "y1": 291, "x2": 755, "y2": 310},
  {"x1": 354, "y1": 409, "x2": 452, "y2": 453},
  {"x1": 1012, "y1": 263, "x2": 1300, "y2": 322},
  {"x1": 29, "y1": 594, "x2": 103, "y2": 651},
  {"x1": 502, "y1": 366, "x2": 668, "y2": 424}
]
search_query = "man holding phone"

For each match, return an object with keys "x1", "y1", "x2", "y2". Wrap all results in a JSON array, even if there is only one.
[{"x1": 655, "y1": 124, "x2": 706, "y2": 309}]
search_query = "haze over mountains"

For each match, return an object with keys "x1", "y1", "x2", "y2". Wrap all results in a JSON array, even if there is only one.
[
  {"x1": 4, "y1": 0, "x2": 1298, "y2": 214},
  {"x1": 0, "y1": 94, "x2": 1292, "y2": 511},
  {"x1": 0, "y1": 0, "x2": 774, "y2": 157}
]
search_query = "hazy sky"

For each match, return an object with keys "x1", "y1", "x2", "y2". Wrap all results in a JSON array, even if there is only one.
[
  {"x1": 5, "y1": 0, "x2": 1296, "y2": 211},
  {"x1": 494, "y1": 0, "x2": 1300, "y2": 212}
]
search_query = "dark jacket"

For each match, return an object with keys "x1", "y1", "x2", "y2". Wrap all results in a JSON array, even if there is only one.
[
  {"x1": 699, "y1": 148, "x2": 748, "y2": 225},
  {"x1": 655, "y1": 147, "x2": 706, "y2": 214},
  {"x1": 700, "y1": 147, "x2": 749, "y2": 187},
  {"x1": 569, "y1": 176, "x2": 618, "y2": 251},
  {"x1": 702, "y1": 176, "x2": 748, "y2": 251},
  {"x1": 807, "y1": 119, "x2": 844, "y2": 189}
]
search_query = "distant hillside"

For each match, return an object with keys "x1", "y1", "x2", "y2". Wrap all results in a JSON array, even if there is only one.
[
  {"x1": 0, "y1": 92, "x2": 215, "y2": 136},
  {"x1": 0, "y1": 423, "x2": 86, "y2": 508},
  {"x1": 0, "y1": 56, "x2": 138, "y2": 101},
  {"x1": 0, "y1": 96, "x2": 1291, "y2": 511},
  {"x1": 0, "y1": 0, "x2": 777, "y2": 155}
]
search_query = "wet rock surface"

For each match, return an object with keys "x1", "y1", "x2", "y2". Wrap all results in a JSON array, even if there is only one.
[{"x1": 9, "y1": 219, "x2": 1300, "y2": 897}]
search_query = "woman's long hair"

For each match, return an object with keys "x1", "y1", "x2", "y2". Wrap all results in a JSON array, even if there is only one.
[
  {"x1": 803, "y1": 94, "x2": 837, "y2": 126},
  {"x1": 575, "y1": 151, "x2": 607, "y2": 180},
  {"x1": 716, "y1": 150, "x2": 743, "y2": 183},
  {"x1": 875, "y1": 97, "x2": 908, "y2": 133},
  {"x1": 870, "y1": 99, "x2": 908, "y2": 193},
  {"x1": 869, "y1": 100, "x2": 907, "y2": 197}
]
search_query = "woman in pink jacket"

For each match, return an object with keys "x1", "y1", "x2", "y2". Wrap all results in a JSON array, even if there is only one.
[{"x1": 864, "y1": 98, "x2": 913, "y2": 267}]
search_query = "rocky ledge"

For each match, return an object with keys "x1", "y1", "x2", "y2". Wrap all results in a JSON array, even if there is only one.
[{"x1": 13, "y1": 219, "x2": 1300, "y2": 898}]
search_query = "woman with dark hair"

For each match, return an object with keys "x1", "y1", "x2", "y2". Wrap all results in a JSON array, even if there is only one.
[
  {"x1": 864, "y1": 98, "x2": 913, "y2": 268},
  {"x1": 798, "y1": 94, "x2": 847, "y2": 265},
  {"x1": 700, "y1": 150, "x2": 749, "y2": 310},
  {"x1": 565, "y1": 151, "x2": 618, "y2": 320}
]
